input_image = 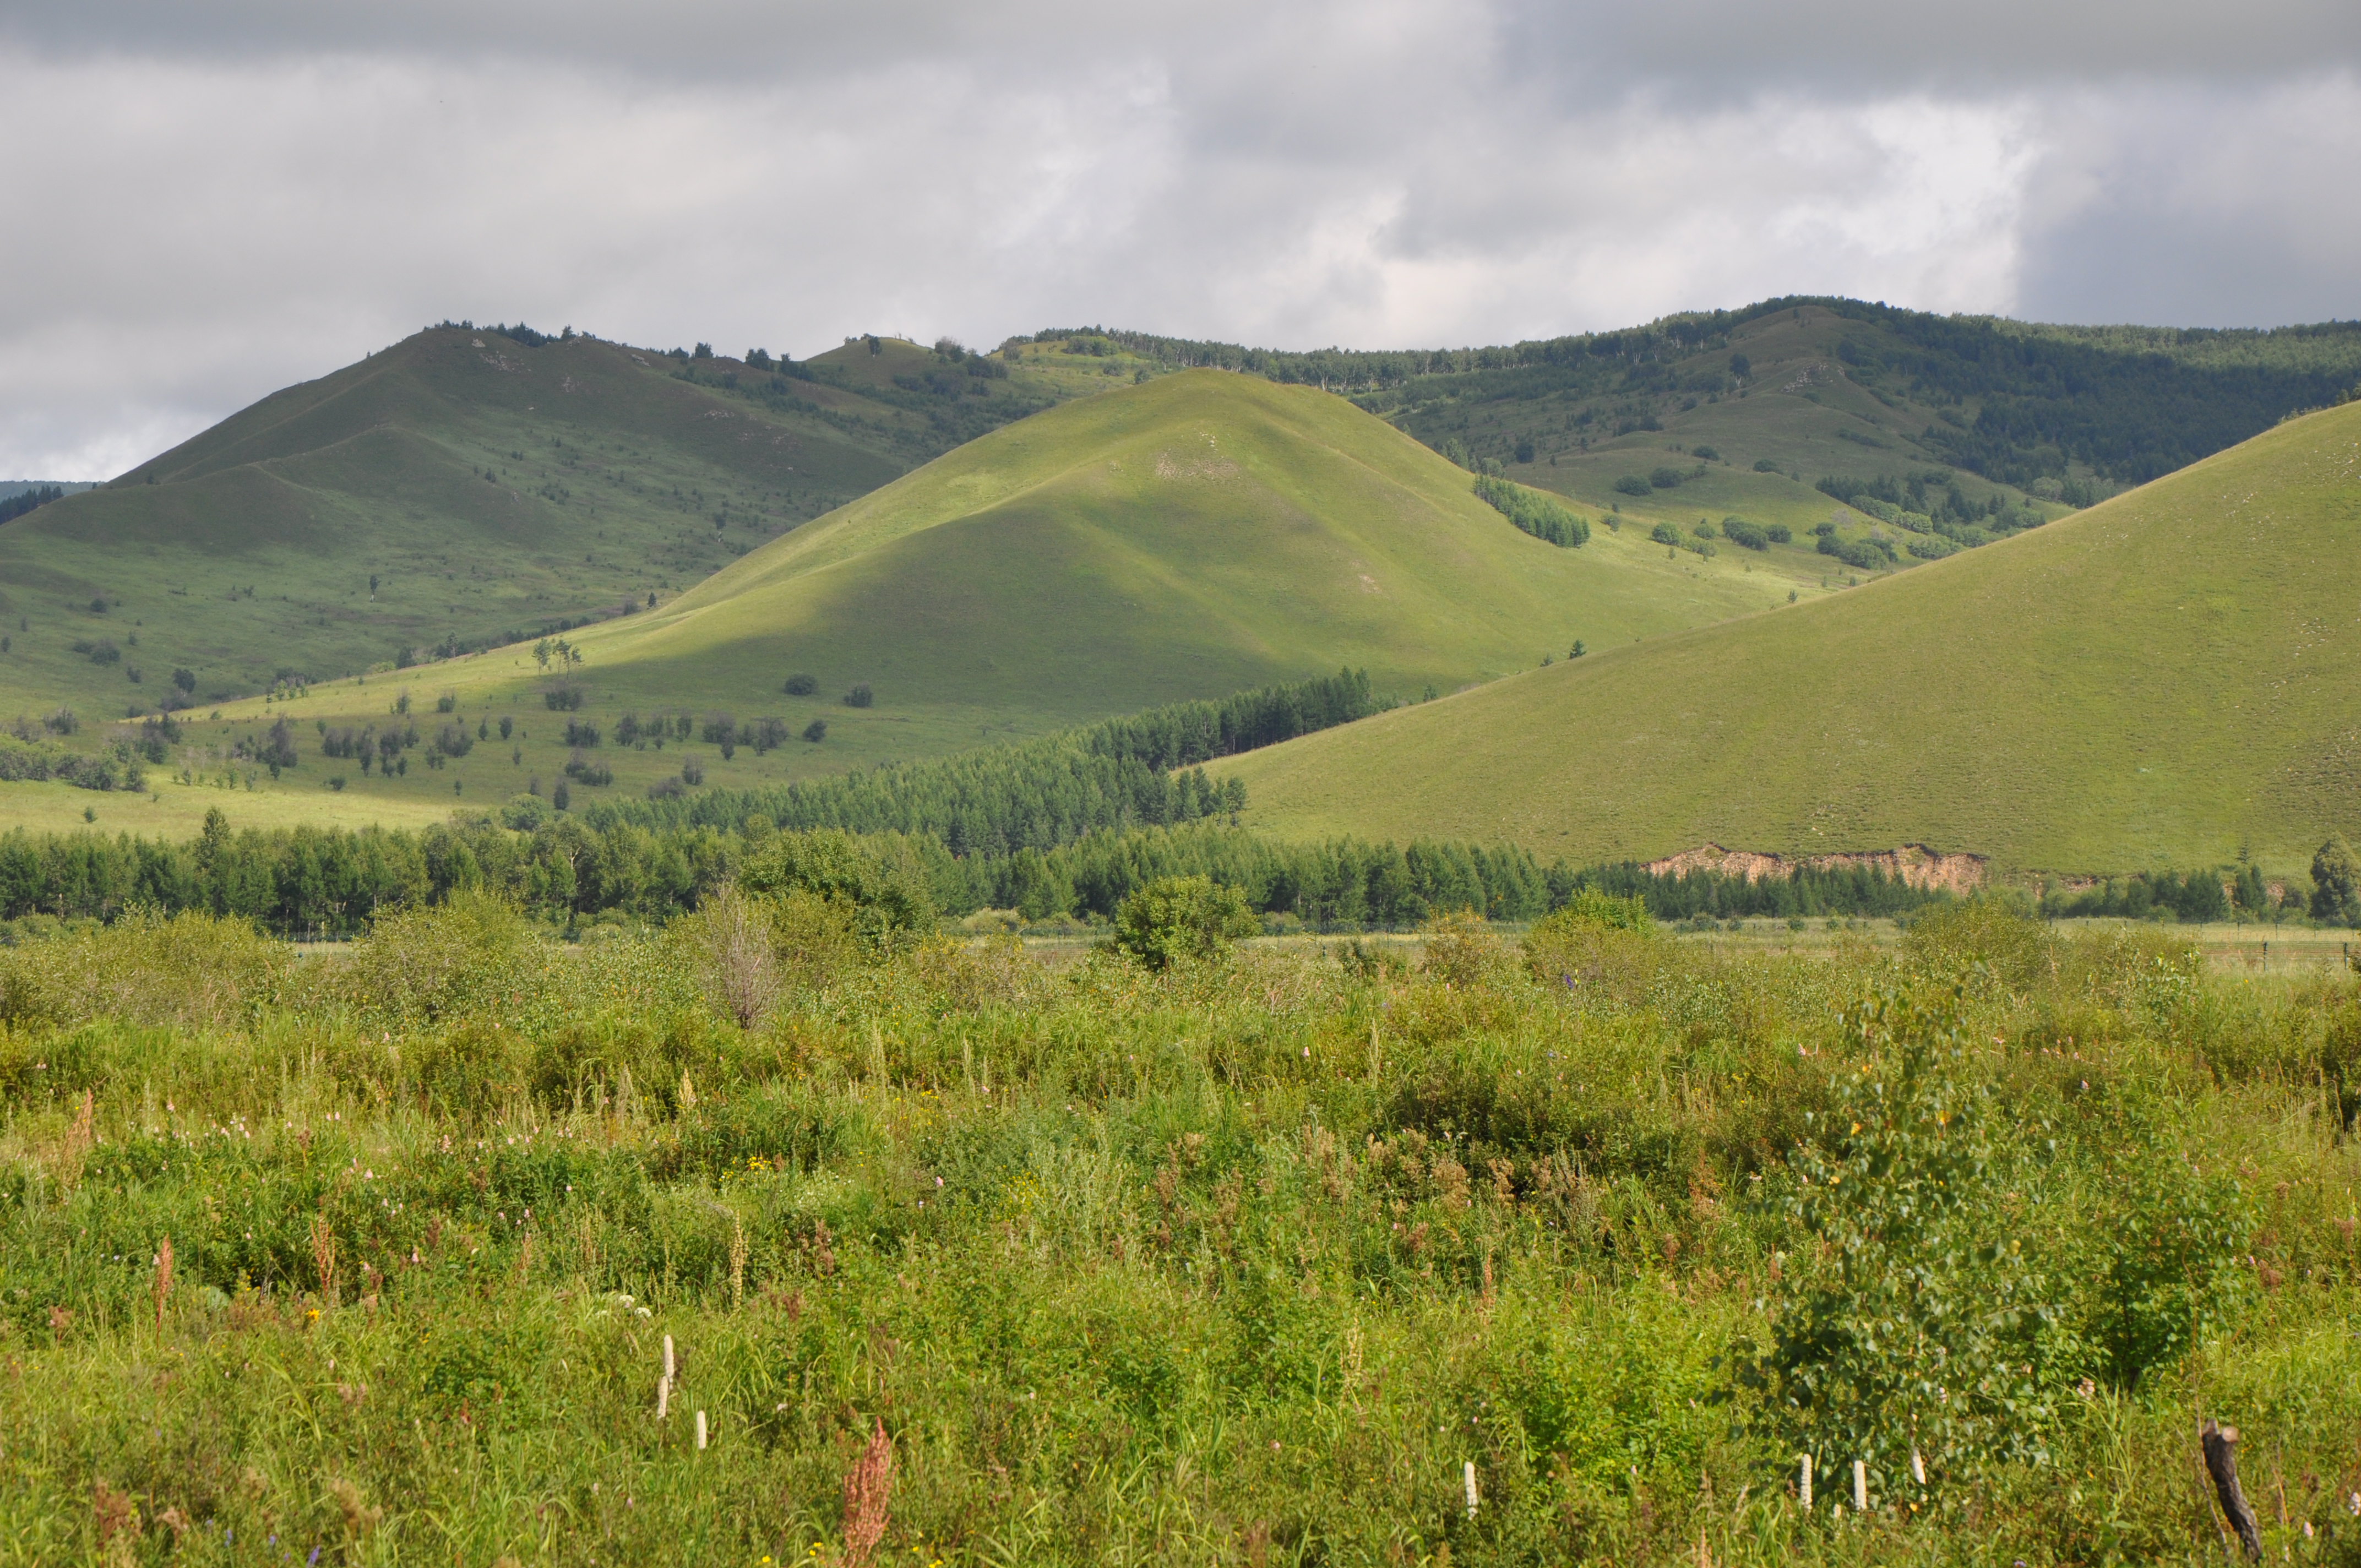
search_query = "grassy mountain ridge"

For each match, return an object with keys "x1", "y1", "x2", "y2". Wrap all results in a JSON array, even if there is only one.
[
  {"x1": 1219, "y1": 400, "x2": 2361, "y2": 879},
  {"x1": 0, "y1": 327, "x2": 1137, "y2": 718}
]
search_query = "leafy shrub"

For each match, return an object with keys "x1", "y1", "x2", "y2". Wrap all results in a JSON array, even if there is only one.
[
  {"x1": 562, "y1": 720, "x2": 600, "y2": 748},
  {"x1": 1649, "y1": 522, "x2": 1683, "y2": 547},
  {"x1": 501, "y1": 793, "x2": 548, "y2": 830},
  {"x1": 1817, "y1": 532, "x2": 1889, "y2": 571},
  {"x1": 1542, "y1": 889, "x2": 1652, "y2": 935},
  {"x1": 542, "y1": 684, "x2": 584, "y2": 711},
  {"x1": 1753, "y1": 456, "x2": 1782, "y2": 472},
  {"x1": 784, "y1": 672, "x2": 818, "y2": 696},
  {"x1": 1720, "y1": 518, "x2": 1768, "y2": 550},
  {"x1": 1689, "y1": 445, "x2": 1720, "y2": 461},
  {"x1": 843, "y1": 683, "x2": 874, "y2": 709},
  {"x1": 1613, "y1": 475, "x2": 1652, "y2": 497},
  {"x1": 802, "y1": 719, "x2": 826, "y2": 744},
  {"x1": 1902, "y1": 899, "x2": 2054, "y2": 994},
  {"x1": 1749, "y1": 992, "x2": 2054, "y2": 1483},
  {"x1": 0, "y1": 910, "x2": 285, "y2": 1032},
  {"x1": 1765, "y1": 522, "x2": 1792, "y2": 543},
  {"x1": 1522, "y1": 897, "x2": 1667, "y2": 1007},
  {"x1": 1647, "y1": 467, "x2": 1683, "y2": 489},
  {"x1": 434, "y1": 722, "x2": 475, "y2": 758},
  {"x1": 563, "y1": 759, "x2": 613, "y2": 786},
  {"x1": 338, "y1": 894, "x2": 549, "y2": 1030},
  {"x1": 1111, "y1": 875, "x2": 1255, "y2": 970}
]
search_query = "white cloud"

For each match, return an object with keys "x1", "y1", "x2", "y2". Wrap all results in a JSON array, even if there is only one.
[{"x1": 0, "y1": 5, "x2": 2354, "y2": 478}]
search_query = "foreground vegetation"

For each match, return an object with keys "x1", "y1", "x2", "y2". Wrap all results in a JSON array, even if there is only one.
[{"x1": 1, "y1": 882, "x2": 2357, "y2": 1565}]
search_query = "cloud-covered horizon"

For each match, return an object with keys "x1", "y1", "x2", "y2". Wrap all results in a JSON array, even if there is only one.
[{"x1": 3, "y1": 1, "x2": 2356, "y2": 479}]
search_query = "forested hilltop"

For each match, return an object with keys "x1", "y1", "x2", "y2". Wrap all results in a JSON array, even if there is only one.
[{"x1": 1038, "y1": 298, "x2": 2361, "y2": 489}]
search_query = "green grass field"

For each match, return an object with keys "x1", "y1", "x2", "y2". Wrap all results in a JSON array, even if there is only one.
[
  {"x1": 1, "y1": 897, "x2": 2355, "y2": 1564},
  {"x1": 1222, "y1": 400, "x2": 2361, "y2": 881},
  {"x1": 51, "y1": 371, "x2": 1841, "y2": 835}
]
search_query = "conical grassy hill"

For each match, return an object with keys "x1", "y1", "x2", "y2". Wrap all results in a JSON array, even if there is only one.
[
  {"x1": 580, "y1": 368, "x2": 1806, "y2": 725},
  {"x1": 1218, "y1": 401, "x2": 2361, "y2": 879}
]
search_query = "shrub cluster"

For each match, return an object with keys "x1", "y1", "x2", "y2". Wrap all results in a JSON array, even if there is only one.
[{"x1": 0, "y1": 901, "x2": 2349, "y2": 1562}]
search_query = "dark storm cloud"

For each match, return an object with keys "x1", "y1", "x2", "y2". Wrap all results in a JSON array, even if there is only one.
[
  {"x1": 0, "y1": 1, "x2": 2353, "y2": 477},
  {"x1": 12, "y1": 0, "x2": 2355, "y2": 82}
]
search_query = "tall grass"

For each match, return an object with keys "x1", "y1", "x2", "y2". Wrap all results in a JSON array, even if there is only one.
[{"x1": 0, "y1": 902, "x2": 2355, "y2": 1564}]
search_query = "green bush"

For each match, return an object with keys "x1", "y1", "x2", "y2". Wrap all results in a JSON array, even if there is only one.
[
  {"x1": 1648, "y1": 466, "x2": 1684, "y2": 489},
  {"x1": 1111, "y1": 874, "x2": 1255, "y2": 970},
  {"x1": 0, "y1": 909, "x2": 285, "y2": 1031},
  {"x1": 738, "y1": 828, "x2": 935, "y2": 949},
  {"x1": 1613, "y1": 475, "x2": 1652, "y2": 497},
  {"x1": 1749, "y1": 992, "x2": 2054, "y2": 1483},
  {"x1": 339, "y1": 893, "x2": 551, "y2": 1030}
]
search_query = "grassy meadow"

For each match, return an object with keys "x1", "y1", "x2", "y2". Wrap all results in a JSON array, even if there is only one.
[
  {"x1": 1224, "y1": 400, "x2": 2361, "y2": 882},
  {"x1": 1, "y1": 891, "x2": 2358, "y2": 1565}
]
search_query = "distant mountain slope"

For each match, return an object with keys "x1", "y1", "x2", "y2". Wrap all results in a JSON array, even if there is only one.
[
  {"x1": 1062, "y1": 301, "x2": 2361, "y2": 587},
  {"x1": 0, "y1": 326, "x2": 1124, "y2": 716},
  {"x1": 121, "y1": 370, "x2": 1822, "y2": 830},
  {"x1": 1219, "y1": 401, "x2": 2361, "y2": 880}
]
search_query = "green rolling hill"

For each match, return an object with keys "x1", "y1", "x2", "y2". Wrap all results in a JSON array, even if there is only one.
[
  {"x1": 74, "y1": 369, "x2": 1830, "y2": 835},
  {"x1": 1076, "y1": 302, "x2": 2361, "y2": 591},
  {"x1": 0, "y1": 325, "x2": 1131, "y2": 719},
  {"x1": 1218, "y1": 400, "x2": 2361, "y2": 881}
]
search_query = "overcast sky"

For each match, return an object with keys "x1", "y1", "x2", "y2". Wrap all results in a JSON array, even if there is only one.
[{"x1": 4, "y1": 1, "x2": 2357, "y2": 479}]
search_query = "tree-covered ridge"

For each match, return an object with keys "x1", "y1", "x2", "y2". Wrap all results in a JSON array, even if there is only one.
[{"x1": 1031, "y1": 298, "x2": 2361, "y2": 492}]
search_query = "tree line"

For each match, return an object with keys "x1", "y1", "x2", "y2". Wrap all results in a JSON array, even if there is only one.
[
  {"x1": 0, "y1": 812, "x2": 1961, "y2": 938},
  {"x1": 14, "y1": 804, "x2": 2346, "y2": 939},
  {"x1": 588, "y1": 668, "x2": 1388, "y2": 853}
]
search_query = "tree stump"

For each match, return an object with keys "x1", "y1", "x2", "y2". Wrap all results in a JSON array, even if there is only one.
[{"x1": 2201, "y1": 1418, "x2": 2262, "y2": 1560}]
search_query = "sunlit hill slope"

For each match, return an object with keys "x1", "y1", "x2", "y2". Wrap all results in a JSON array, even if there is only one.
[{"x1": 1220, "y1": 401, "x2": 2361, "y2": 879}]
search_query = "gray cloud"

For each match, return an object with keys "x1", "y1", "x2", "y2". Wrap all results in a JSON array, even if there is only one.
[{"x1": 0, "y1": 2, "x2": 2354, "y2": 478}]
